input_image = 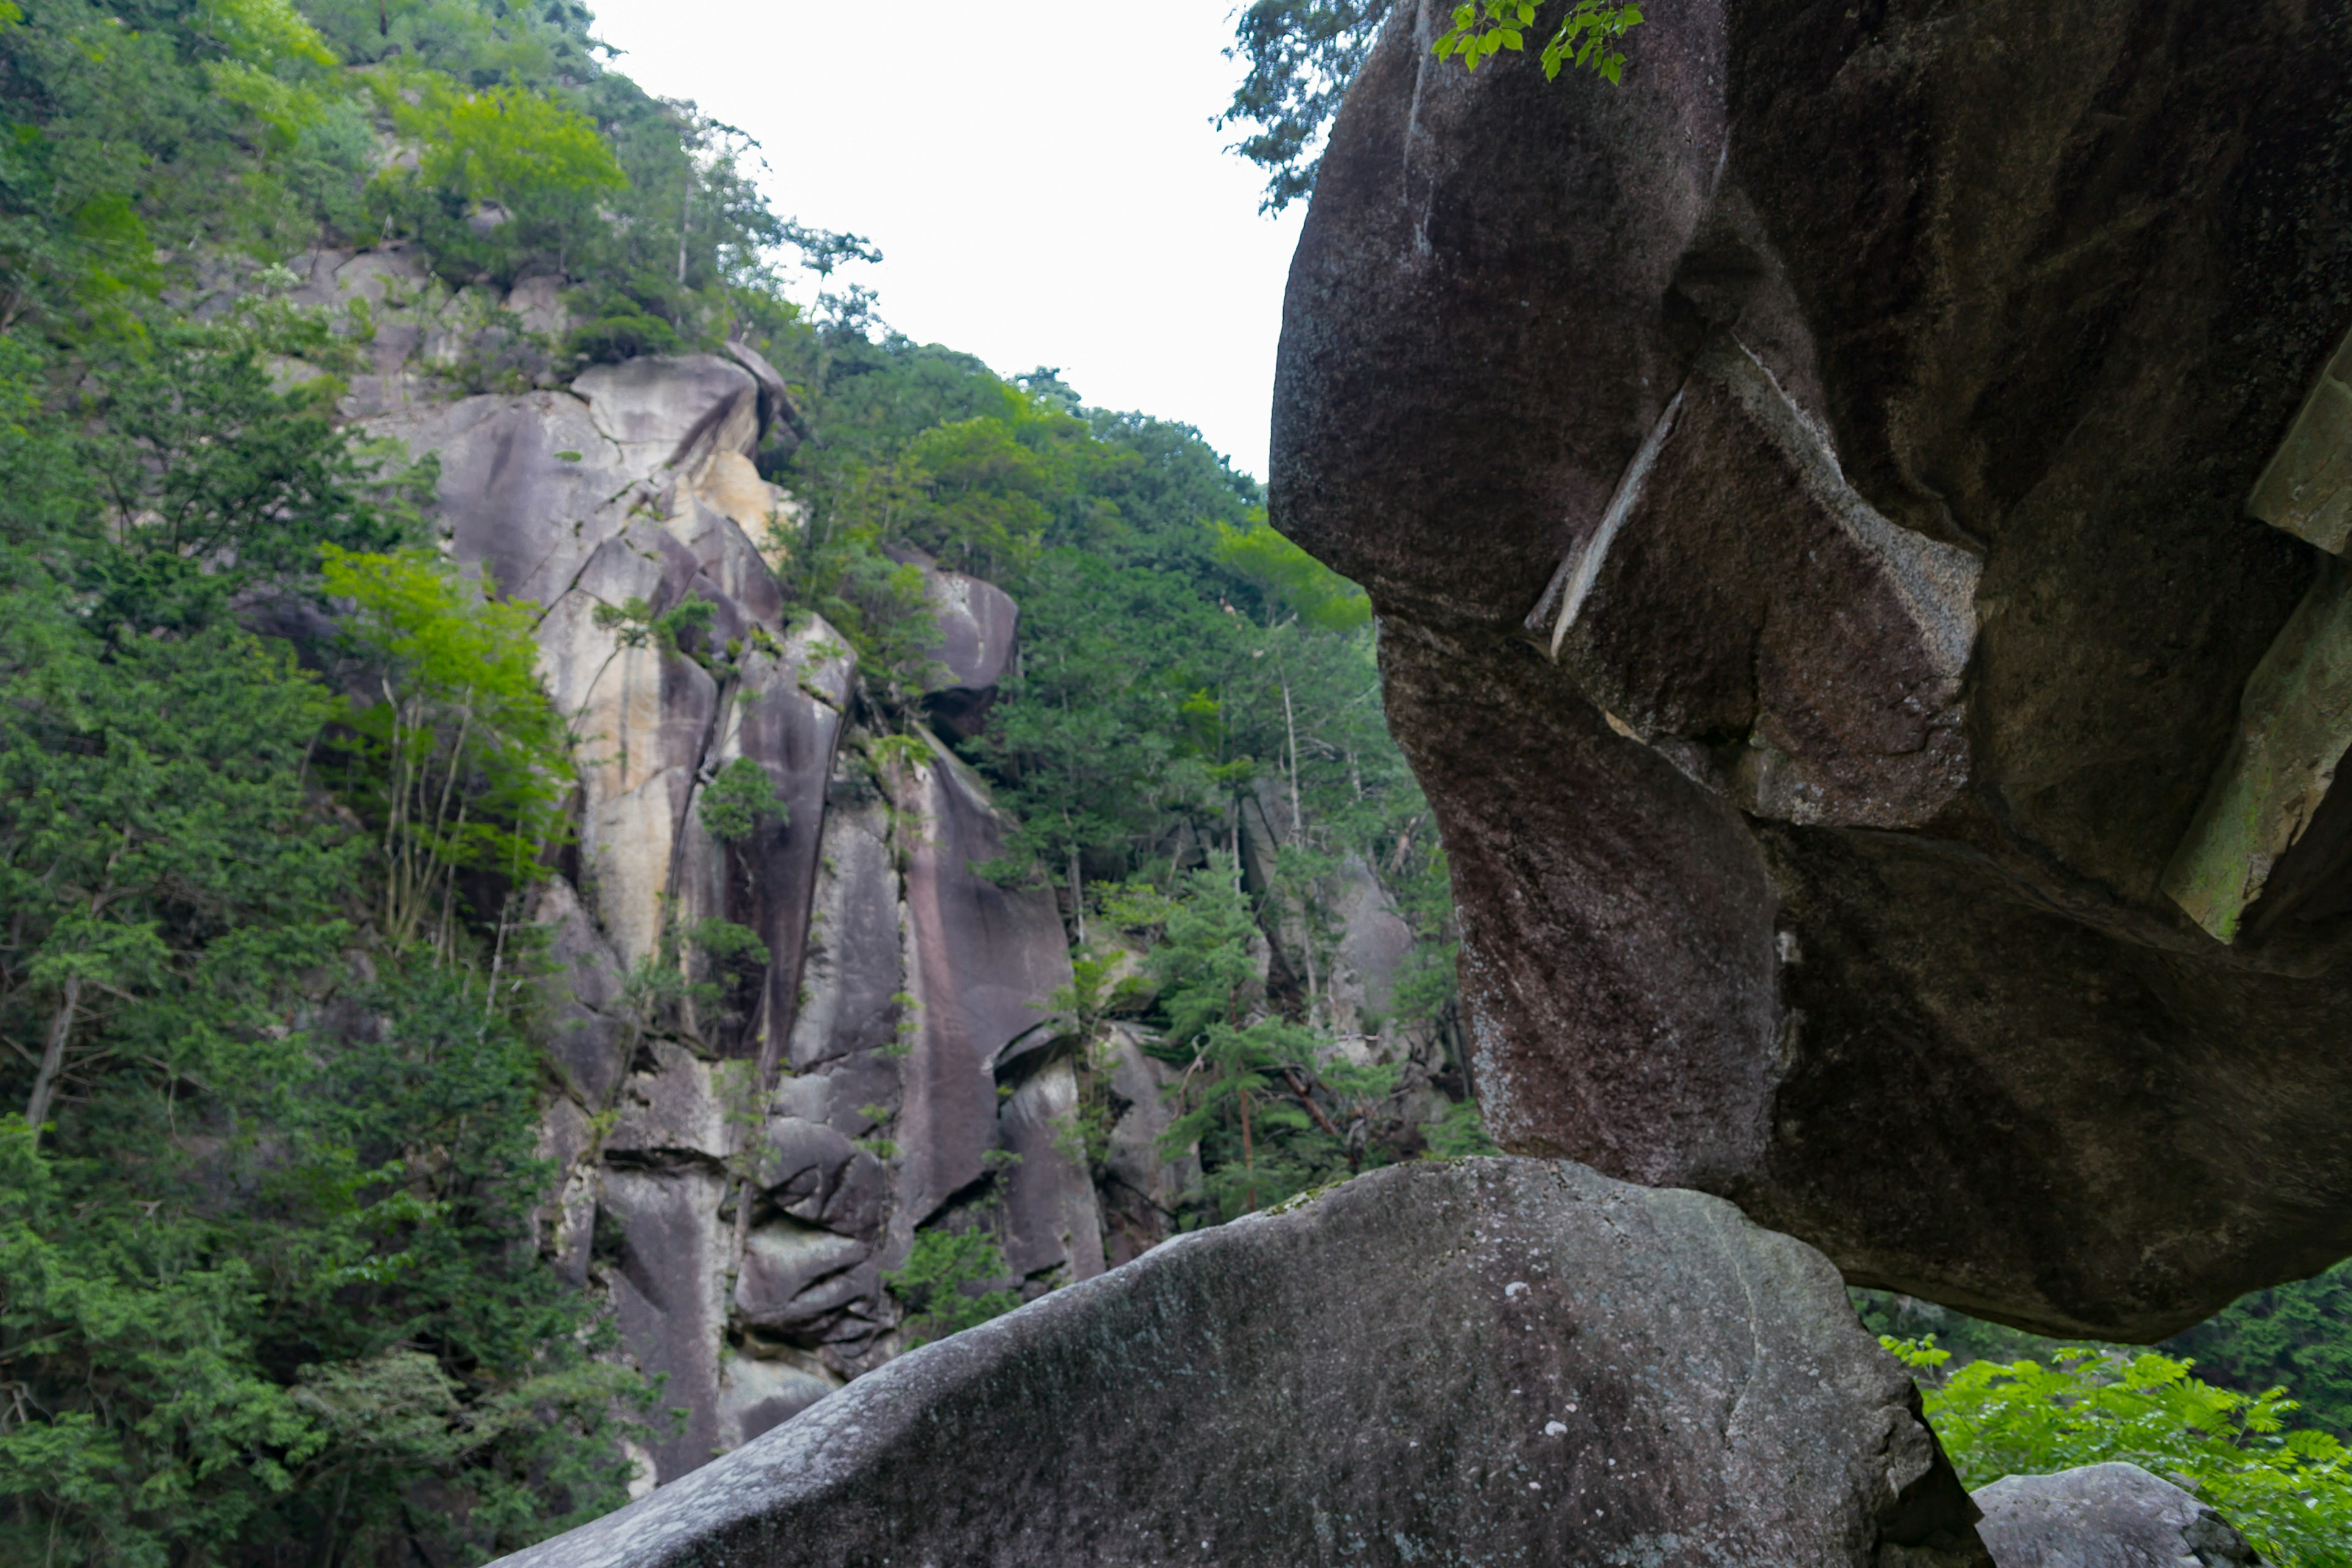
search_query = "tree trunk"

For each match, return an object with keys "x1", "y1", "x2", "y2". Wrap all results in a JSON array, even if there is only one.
[
  {"x1": 1281, "y1": 674, "x2": 1304, "y2": 849},
  {"x1": 25, "y1": 972, "x2": 81, "y2": 1134},
  {"x1": 1239, "y1": 1087, "x2": 1257, "y2": 1213}
]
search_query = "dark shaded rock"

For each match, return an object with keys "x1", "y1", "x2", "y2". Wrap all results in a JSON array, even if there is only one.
[
  {"x1": 1972, "y1": 1463, "x2": 2263, "y2": 1566},
  {"x1": 892, "y1": 735, "x2": 1073, "y2": 1235},
  {"x1": 917, "y1": 567, "x2": 1019, "y2": 738},
  {"x1": 995, "y1": 1057, "x2": 1107, "y2": 1284},
  {"x1": 723, "y1": 337, "x2": 804, "y2": 453},
  {"x1": 734, "y1": 1220, "x2": 872, "y2": 1335},
  {"x1": 731, "y1": 618, "x2": 854, "y2": 1069},
  {"x1": 715, "y1": 1355, "x2": 837, "y2": 1453},
  {"x1": 530, "y1": 877, "x2": 631, "y2": 1110},
  {"x1": 598, "y1": 1166, "x2": 729, "y2": 1485},
  {"x1": 1272, "y1": 0, "x2": 2352, "y2": 1337},
  {"x1": 493, "y1": 1157, "x2": 1991, "y2": 1568},
  {"x1": 877, "y1": 545, "x2": 1020, "y2": 736},
  {"x1": 783, "y1": 793, "x2": 902, "y2": 1074}
]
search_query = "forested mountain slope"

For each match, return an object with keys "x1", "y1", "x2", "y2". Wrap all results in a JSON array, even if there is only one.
[
  {"x1": 0, "y1": 0, "x2": 2346, "y2": 1564},
  {"x1": 0, "y1": 1, "x2": 1473, "y2": 1559}
]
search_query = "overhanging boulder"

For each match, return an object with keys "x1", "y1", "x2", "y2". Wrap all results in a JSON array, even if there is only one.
[
  {"x1": 1271, "y1": 0, "x2": 2352, "y2": 1338},
  {"x1": 494, "y1": 1158, "x2": 1988, "y2": 1567}
]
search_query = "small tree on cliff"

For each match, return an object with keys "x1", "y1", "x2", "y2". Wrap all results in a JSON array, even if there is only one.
[
  {"x1": 1145, "y1": 860, "x2": 1348, "y2": 1218},
  {"x1": 1223, "y1": 0, "x2": 1646, "y2": 210}
]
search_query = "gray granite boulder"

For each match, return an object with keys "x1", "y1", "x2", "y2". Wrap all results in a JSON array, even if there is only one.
[
  {"x1": 1972, "y1": 1463, "x2": 2263, "y2": 1566},
  {"x1": 1272, "y1": 0, "x2": 2352, "y2": 1338},
  {"x1": 492, "y1": 1157, "x2": 1990, "y2": 1568}
]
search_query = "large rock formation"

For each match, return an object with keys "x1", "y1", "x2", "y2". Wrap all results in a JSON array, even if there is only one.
[
  {"x1": 1271, "y1": 0, "x2": 2352, "y2": 1339},
  {"x1": 494, "y1": 1157, "x2": 1994, "y2": 1568},
  {"x1": 265, "y1": 246, "x2": 1137, "y2": 1482},
  {"x1": 1972, "y1": 1463, "x2": 2264, "y2": 1566}
]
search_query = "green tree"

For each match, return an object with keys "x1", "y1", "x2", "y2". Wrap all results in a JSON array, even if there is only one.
[
  {"x1": 374, "y1": 77, "x2": 627, "y2": 284},
  {"x1": 319, "y1": 546, "x2": 573, "y2": 961},
  {"x1": 1219, "y1": 0, "x2": 1391, "y2": 213},
  {"x1": 1146, "y1": 861, "x2": 1344, "y2": 1218},
  {"x1": 883, "y1": 1228, "x2": 1021, "y2": 1346},
  {"x1": 2168, "y1": 1263, "x2": 2352, "y2": 1440},
  {"x1": 1888, "y1": 1336, "x2": 2352, "y2": 1567},
  {"x1": 0, "y1": 324, "x2": 646, "y2": 1566}
]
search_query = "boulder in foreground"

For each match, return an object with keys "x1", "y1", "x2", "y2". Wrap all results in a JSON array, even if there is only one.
[
  {"x1": 1973, "y1": 1463, "x2": 2264, "y2": 1566},
  {"x1": 496, "y1": 1158, "x2": 1988, "y2": 1567}
]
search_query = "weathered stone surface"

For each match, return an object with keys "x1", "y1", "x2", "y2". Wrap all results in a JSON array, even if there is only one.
[
  {"x1": 2166, "y1": 562, "x2": 2352, "y2": 942},
  {"x1": 1272, "y1": 0, "x2": 2352, "y2": 1337},
  {"x1": 530, "y1": 877, "x2": 631, "y2": 1110},
  {"x1": 1326, "y1": 850, "x2": 1416, "y2": 1033},
  {"x1": 2250, "y1": 326, "x2": 2352, "y2": 557},
  {"x1": 493, "y1": 1157, "x2": 1991, "y2": 1568},
  {"x1": 892, "y1": 734, "x2": 1074, "y2": 1237},
  {"x1": 715, "y1": 1354, "x2": 838, "y2": 1454},
  {"x1": 605, "y1": 1041, "x2": 739, "y2": 1166},
  {"x1": 995, "y1": 1057, "x2": 1107, "y2": 1285},
  {"x1": 783, "y1": 789, "x2": 902, "y2": 1074},
  {"x1": 916, "y1": 561, "x2": 1019, "y2": 737},
  {"x1": 723, "y1": 618, "x2": 854, "y2": 1069},
  {"x1": 598, "y1": 1165, "x2": 731, "y2": 1485},
  {"x1": 573, "y1": 355, "x2": 761, "y2": 484},
  {"x1": 1972, "y1": 1463, "x2": 2263, "y2": 1566},
  {"x1": 734, "y1": 1221, "x2": 872, "y2": 1335}
]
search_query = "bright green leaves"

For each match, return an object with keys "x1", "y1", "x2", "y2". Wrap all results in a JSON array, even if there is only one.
[
  {"x1": 406, "y1": 83, "x2": 624, "y2": 211},
  {"x1": 698, "y1": 756, "x2": 787, "y2": 844},
  {"x1": 1434, "y1": 0, "x2": 1540, "y2": 70},
  {"x1": 371, "y1": 76, "x2": 627, "y2": 287},
  {"x1": 322, "y1": 547, "x2": 545, "y2": 707},
  {"x1": 1212, "y1": 513, "x2": 1370, "y2": 632},
  {"x1": 199, "y1": 0, "x2": 342, "y2": 145},
  {"x1": 1432, "y1": 0, "x2": 1647, "y2": 83},
  {"x1": 1890, "y1": 1338, "x2": 2352, "y2": 1566},
  {"x1": 883, "y1": 1229, "x2": 1022, "y2": 1347},
  {"x1": 199, "y1": 0, "x2": 337, "y2": 69},
  {"x1": 320, "y1": 546, "x2": 573, "y2": 954}
]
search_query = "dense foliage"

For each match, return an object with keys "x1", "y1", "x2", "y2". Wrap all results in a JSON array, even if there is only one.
[
  {"x1": 0, "y1": 330, "x2": 646, "y2": 1561},
  {"x1": 1888, "y1": 1336, "x2": 2352, "y2": 1566}
]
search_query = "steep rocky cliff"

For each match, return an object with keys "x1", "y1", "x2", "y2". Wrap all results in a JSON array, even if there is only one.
[
  {"x1": 235, "y1": 242, "x2": 1439, "y2": 1488},
  {"x1": 1271, "y1": 0, "x2": 2352, "y2": 1341}
]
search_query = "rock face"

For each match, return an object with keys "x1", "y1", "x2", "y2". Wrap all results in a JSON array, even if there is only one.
[
  {"x1": 325, "y1": 297, "x2": 1114, "y2": 1482},
  {"x1": 492, "y1": 1157, "x2": 1993, "y2": 1568},
  {"x1": 1272, "y1": 0, "x2": 2352, "y2": 1338},
  {"x1": 1972, "y1": 1463, "x2": 2264, "y2": 1567}
]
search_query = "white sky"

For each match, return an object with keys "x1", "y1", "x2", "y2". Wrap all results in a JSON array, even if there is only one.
[{"x1": 584, "y1": 0, "x2": 1307, "y2": 482}]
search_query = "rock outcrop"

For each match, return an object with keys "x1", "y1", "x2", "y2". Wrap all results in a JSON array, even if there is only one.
[
  {"x1": 1272, "y1": 0, "x2": 2352, "y2": 1338},
  {"x1": 492, "y1": 1157, "x2": 1994, "y2": 1568},
  {"x1": 287, "y1": 274, "x2": 1118, "y2": 1482},
  {"x1": 1972, "y1": 1463, "x2": 2264, "y2": 1566}
]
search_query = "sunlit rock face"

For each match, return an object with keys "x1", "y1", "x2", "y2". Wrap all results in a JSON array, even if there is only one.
[
  {"x1": 365, "y1": 341, "x2": 1112, "y2": 1482},
  {"x1": 492, "y1": 1159, "x2": 1994, "y2": 1568},
  {"x1": 1272, "y1": 0, "x2": 2352, "y2": 1339}
]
